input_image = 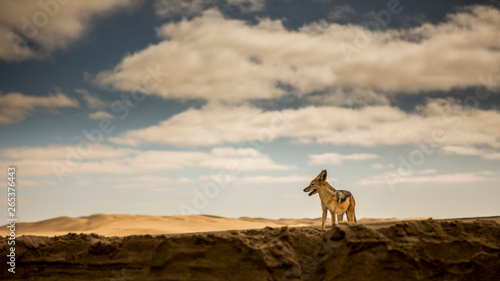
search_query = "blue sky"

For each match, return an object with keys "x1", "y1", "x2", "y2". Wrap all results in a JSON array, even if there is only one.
[{"x1": 0, "y1": 0, "x2": 499, "y2": 222}]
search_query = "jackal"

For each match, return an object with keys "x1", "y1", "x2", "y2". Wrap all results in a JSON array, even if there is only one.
[{"x1": 303, "y1": 170, "x2": 356, "y2": 229}]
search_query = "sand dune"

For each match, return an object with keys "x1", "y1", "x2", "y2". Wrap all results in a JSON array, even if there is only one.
[
  {"x1": 0, "y1": 214, "x2": 406, "y2": 237},
  {"x1": 1, "y1": 214, "x2": 318, "y2": 237},
  {"x1": 1, "y1": 216, "x2": 499, "y2": 281}
]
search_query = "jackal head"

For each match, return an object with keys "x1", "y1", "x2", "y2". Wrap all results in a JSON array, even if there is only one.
[{"x1": 303, "y1": 170, "x2": 327, "y2": 196}]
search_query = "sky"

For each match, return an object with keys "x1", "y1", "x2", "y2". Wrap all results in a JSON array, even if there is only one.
[{"x1": 0, "y1": 0, "x2": 499, "y2": 222}]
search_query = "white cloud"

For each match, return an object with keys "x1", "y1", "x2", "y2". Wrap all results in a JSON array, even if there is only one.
[
  {"x1": 197, "y1": 146, "x2": 294, "y2": 171},
  {"x1": 309, "y1": 152, "x2": 378, "y2": 166},
  {"x1": 440, "y1": 146, "x2": 500, "y2": 160},
  {"x1": 441, "y1": 146, "x2": 482, "y2": 156},
  {"x1": 239, "y1": 174, "x2": 312, "y2": 184},
  {"x1": 75, "y1": 89, "x2": 106, "y2": 109},
  {"x1": 371, "y1": 164, "x2": 385, "y2": 170},
  {"x1": 109, "y1": 99, "x2": 500, "y2": 149},
  {"x1": 95, "y1": 199, "x2": 159, "y2": 207},
  {"x1": 96, "y1": 5, "x2": 500, "y2": 102},
  {"x1": 108, "y1": 175, "x2": 190, "y2": 189},
  {"x1": 328, "y1": 4, "x2": 355, "y2": 21},
  {"x1": 0, "y1": 91, "x2": 78, "y2": 124},
  {"x1": 109, "y1": 103, "x2": 292, "y2": 146},
  {"x1": 0, "y1": 145, "x2": 293, "y2": 178},
  {"x1": 419, "y1": 169, "x2": 437, "y2": 175},
  {"x1": 198, "y1": 173, "x2": 329, "y2": 185},
  {"x1": 480, "y1": 154, "x2": 500, "y2": 160},
  {"x1": 357, "y1": 170, "x2": 496, "y2": 186},
  {"x1": 76, "y1": 180, "x2": 92, "y2": 186},
  {"x1": 89, "y1": 111, "x2": 114, "y2": 120},
  {"x1": 1, "y1": 144, "x2": 137, "y2": 161},
  {"x1": 154, "y1": 0, "x2": 207, "y2": 17},
  {"x1": 333, "y1": 5, "x2": 500, "y2": 92},
  {"x1": 305, "y1": 87, "x2": 390, "y2": 107},
  {"x1": 227, "y1": 0, "x2": 265, "y2": 13},
  {"x1": 16, "y1": 179, "x2": 59, "y2": 187},
  {"x1": 0, "y1": 0, "x2": 142, "y2": 61},
  {"x1": 154, "y1": 0, "x2": 265, "y2": 17}
]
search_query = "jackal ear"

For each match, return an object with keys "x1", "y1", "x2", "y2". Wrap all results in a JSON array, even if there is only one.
[{"x1": 318, "y1": 170, "x2": 327, "y2": 182}]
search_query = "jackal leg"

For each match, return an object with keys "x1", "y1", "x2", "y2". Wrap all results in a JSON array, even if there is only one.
[
  {"x1": 330, "y1": 210, "x2": 336, "y2": 226},
  {"x1": 321, "y1": 202, "x2": 328, "y2": 230},
  {"x1": 346, "y1": 196, "x2": 356, "y2": 223},
  {"x1": 346, "y1": 209, "x2": 355, "y2": 222},
  {"x1": 337, "y1": 213, "x2": 344, "y2": 223}
]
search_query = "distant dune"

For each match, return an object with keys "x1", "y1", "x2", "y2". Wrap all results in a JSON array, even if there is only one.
[
  {"x1": 1, "y1": 216, "x2": 499, "y2": 280},
  {"x1": 0, "y1": 214, "x2": 411, "y2": 237}
]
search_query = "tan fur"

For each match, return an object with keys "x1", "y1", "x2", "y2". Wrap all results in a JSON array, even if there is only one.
[{"x1": 304, "y1": 170, "x2": 356, "y2": 230}]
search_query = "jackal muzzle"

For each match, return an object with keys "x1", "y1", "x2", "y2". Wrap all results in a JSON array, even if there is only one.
[{"x1": 303, "y1": 186, "x2": 318, "y2": 196}]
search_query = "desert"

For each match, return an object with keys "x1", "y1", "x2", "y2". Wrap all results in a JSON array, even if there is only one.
[
  {"x1": 1, "y1": 0, "x2": 500, "y2": 280},
  {"x1": 1, "y1": 215, "x2": 499, "y2": 280}
]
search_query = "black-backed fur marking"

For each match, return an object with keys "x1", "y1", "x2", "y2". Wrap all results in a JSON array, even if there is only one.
[{"x1": 336, "y1": 190, "x2": 351, "y2": 204}]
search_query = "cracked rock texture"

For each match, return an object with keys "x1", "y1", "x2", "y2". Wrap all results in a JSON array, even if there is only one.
[{"x1": 1, "y1": 219, "x2": 499, "y2": 281}]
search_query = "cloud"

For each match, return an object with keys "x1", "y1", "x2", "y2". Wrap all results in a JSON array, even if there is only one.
[
  {"x1": 309, "y1": 152, "x2": 378, "y2": 165},
  {"x1": 154, "y1": 0, "x2": 207, "y2": 17},
  {"x1": 328, "y1": 4, "x2": 355, "y2": 21},
  {"x1": 109, "y1": 99, "x2": 500, "y2": 149},
  {"x1": 95, "y1": 199, "x2": 159, "y2": 207},
  {"x1": 238, "y1": 174, "x2": 313, "y2": 184},
  {"x1": 371, "y1": 163, "x2": 397, "y2": 170},
  {"x1": 305, "y1": 87, "x2": 390, "y2": 107},
  {"x1": 420, "y1": 169, "x2": 436, "y2": 175},
  {"x1": 357, "y1": 170, "x2": 496, "y2": 186},
  {"x1": 1, "y1": 144, "x2": 138, "y2": 160},
  {"x1": 198, "y1": 147, "x2": 294, "y2": 171},
  {"x1": 75, "y1": 88, "x2": 106, "y2": 109},
  {"x1": 334, "y1": 5, "x2": 500, "y2": 92},
  {"x1": 0, "y1": 145, "x2": 293, "y2": 178},
  {"x1": 109, "y1": 103, "x2": 292, "y2": 146},
  {"x1": 154, "y1": 0, "x2": 265, "y2": 17},
  {"x1": 89, "y1": 111, "x2": 114, "y2": 120},
  {"x1": 108, "y1": 175, "x2": 193, "y2": 189},
  {"x1": 16, "y1": 178, "x2": 59, "y2": 187},
  {"x1": 371, "y1": 164, "x2": 385, "y2": 170},
  {"x1": 227, "y1": 0, "x2": 265, "y2": 13},
  {"x1": 0, "y1": 0, "x2": 142, "y2": 61},
  {"x1": 96, "y1": 5, "x2": 500, "y2": 102},
  {"x1": 440, "y1": 146, "x2": 500, "y2": 160},
  {"x1": 198, "y1": 173, "x2": 328, "y2": 185},
  {"x1": 0, "y1": 91, "x2": 78, "y2": 124}
]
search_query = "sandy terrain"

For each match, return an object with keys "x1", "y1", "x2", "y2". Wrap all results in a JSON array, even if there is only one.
[
  {"x1": 0, "y1": 214, "x2": 410, "y2": 237},
  {"x1": 1, "y1": 215, "x2": 499, "y2": 280}
]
